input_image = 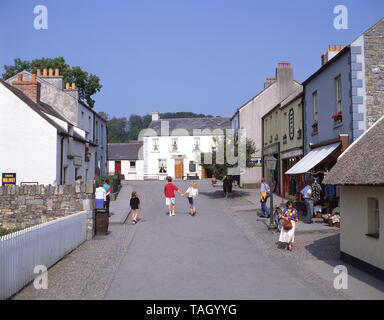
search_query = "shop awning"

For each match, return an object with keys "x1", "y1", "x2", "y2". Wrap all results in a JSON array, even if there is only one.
[{"x1": 285, "y1": 142, "x2": 340, "y2": 175}]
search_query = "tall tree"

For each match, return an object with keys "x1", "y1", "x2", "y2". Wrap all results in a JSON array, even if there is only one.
[{"x1": 2, "y1": 57, "x2": 102, "y2": 108}]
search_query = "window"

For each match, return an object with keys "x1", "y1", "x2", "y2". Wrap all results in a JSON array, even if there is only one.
[
  {"x1": 63, "y1": 167, "x2": 67, "y2": 184},
  {"x1": 75, "y1": 168, "x2": 79, "y2": 180},
  {"x1": 172, "y1": 138, "x2": 178, "y2": 151},
  {"x1": 193, "y1": 137, "x2": 200, "y2": 151},
  {"x1": 88, "y1": 116, "x2": 91, "y2": 133},
  {"x1": 101, "y1": 125, "x2": 104, "y2": 145},
  {"x1": 313, "y1": 91, "x2": 318, "y2": 123},
  {"x1": 95, "y1": 121, "x2": 99, "y2": 143},
  {"x1": 158, "y1": 159, "x2": 167, "y2": 173},
  {"x1": 152, "y1": 138, "x2": 159, "y2": 151},
  {"x1": 81, "y1": 111, "x2": 84, "y2": 128},
  {"x1": 335, "y1": 76, "x2": 342, "y2": 114},
  {"x1": 367, "y1": 198, "x2": 380, "y2": 238},
  {"x1": 130, "y1": 161, "x2": 136, "y2": 171},
  {"x1": 67, "y1": 138, "x2": 71, "y2": 155},
  {"x1": 85, "y1": 169, "x2": 88, "y2": 182}
]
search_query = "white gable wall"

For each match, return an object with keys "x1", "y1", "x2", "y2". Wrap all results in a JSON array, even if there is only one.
[{"x1": 0, "y1": 84, "x2": 57, "y2": 185}]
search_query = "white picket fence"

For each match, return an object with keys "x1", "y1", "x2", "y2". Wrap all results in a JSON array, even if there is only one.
[{"x1": 0, "y1": 211, "x2": 87, "y2": 300}]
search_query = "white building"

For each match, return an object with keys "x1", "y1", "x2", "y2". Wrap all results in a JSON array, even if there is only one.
[
  {"x1": 141, "y1": 111, "x2": 231, "y2": 180},
  {"x1": 0, "y1": 76, "x2": 95, "y2": 185},
  {"x1": 5, "y1": 68, "x2": 107, "y2": 179},
  {"x1": 107, "y1": 141, "x2": 144, "y2": 180}
]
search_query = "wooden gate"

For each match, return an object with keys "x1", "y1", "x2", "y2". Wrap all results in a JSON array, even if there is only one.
[{"x1": 174, "y1": 160, "x2": 184, "y2": 179}]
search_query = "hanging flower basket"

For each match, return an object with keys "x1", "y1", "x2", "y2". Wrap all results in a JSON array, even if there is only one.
[
  {"x1": 312, "y1": 122, "x2": 318, "y2": 132},
  {"x1": 332, "y1": 112, "x2": 342, "y2": 123}
]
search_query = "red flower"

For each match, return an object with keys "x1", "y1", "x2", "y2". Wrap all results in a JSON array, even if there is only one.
[{"x1": 331, "y1": 114, "x2": 337, "y2": 118}]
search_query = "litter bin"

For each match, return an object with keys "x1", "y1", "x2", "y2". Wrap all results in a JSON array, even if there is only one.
[{"x1": 95, "y1": 208, "x2": 109, "y2": 235}]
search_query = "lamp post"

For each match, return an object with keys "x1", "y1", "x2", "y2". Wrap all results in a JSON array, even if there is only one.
[{"x1": 266, "y1": 156, "x2": 277, "y2": 230}]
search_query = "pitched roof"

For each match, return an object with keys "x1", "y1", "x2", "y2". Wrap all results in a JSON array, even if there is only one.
[
  {"x1": 1, "y1": 81, "x2": 92, "y2": 145},
  {"x1": 323, "y1": 115, "x2": 384, "y2": 186},
  {"x1": 108, "y1": 141, "x2": 143, "y2": 160},
  {"x1": 147, "y1": 117, "x2": 231, "y2": 136}
]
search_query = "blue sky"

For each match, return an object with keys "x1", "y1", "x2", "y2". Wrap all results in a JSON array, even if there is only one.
[{"x1": 0, "y1": 0, "x2": 383, "y2": 118}]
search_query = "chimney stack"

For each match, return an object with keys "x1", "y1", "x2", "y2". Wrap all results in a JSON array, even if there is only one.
[
  {"x1": 39, "y1": 67, "x2": 64, "y2": 90},
  {"x1": 152, "y1": 110, "x2": 160, "y2": 121},
  {"x1": 64, "y1": 81, "x2": 79, "y2": 101},
  {"x1": 264, "y1": 77, "x2": 276, "y2": 89},
  {"x1": 276, "y1": 61, "x2": 294, "y2": 99},
  {"x1": 12, "y1": 73, "x2": 41, "y2": 102},
  {"x1": 321, "y1": 44, "x2": 345, "y2": 66}
]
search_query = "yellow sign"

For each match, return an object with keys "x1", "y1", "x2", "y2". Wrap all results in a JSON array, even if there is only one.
[{"x1": 2, "y1": 173, "x2": 16, "y2": 187}]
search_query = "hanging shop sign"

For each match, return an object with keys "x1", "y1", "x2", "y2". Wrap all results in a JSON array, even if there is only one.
[
  {"x1": 2, "y1": 173, "x2": 16, "y2": 187},
  {"x1": 289, "y1": 108, "x2": 294, "y2": 140}
]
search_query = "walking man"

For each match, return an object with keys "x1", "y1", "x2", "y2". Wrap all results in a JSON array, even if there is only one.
[
  {"x1": 164, "y1": 176, "x2": 183, "y2": 216},
  {"x1": 301, "y1": 180, "x2": 313, "y2": 224},
  {"x1": 259, "y1": 178, "x2": 270, "y2": 218}
]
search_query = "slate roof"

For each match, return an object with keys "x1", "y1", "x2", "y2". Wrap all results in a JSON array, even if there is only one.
[
  {"x1": 147, "y1": 117, "x2": 231, "y2": 136},
  {"x1": 323, "y1": 115, "x2": 384, "y2": 186},
  {"x1": 108, "y1": 141, "x2": 143, "y2": 160},
  {"x1": 1, "y1": 81, "x2": 91, "y2": 144}
]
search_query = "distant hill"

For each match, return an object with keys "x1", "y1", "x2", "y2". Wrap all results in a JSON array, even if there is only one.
[{"x1": 101, "y1": 111, "x2": 216, "y2": 143}]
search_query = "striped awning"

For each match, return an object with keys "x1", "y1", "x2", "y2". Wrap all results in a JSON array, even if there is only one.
[{"x1": 285, "y1": 142, "x2": 340, "y2": 175}]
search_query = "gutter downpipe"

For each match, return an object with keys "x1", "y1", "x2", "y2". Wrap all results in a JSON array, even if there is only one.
[{"x1": 60, "y1": 135, "x2": 65, "y2": 185}]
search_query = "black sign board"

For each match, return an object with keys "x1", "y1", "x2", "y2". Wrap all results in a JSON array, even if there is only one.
[
  {"x1": 289, "y1": 108, "x2": 295, "y2": 140},
  {"x1": 2, "y1": 173, "x2": 16, "y2": 187}
]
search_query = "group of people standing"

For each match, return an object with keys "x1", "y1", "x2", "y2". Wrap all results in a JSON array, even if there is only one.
[{"x1": 95, "y1": 178, "x2": 112, "y2": 210}]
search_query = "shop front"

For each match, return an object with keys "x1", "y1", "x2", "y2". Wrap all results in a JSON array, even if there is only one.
[{"x1": 281, "y1": 147, "x2": 303, "y2": 200}]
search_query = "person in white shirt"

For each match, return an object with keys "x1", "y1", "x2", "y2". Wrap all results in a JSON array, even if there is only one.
[
  {"x1": 95, "y1": 183, "x2": 106, "y2": 209},
  {"x1": 182, "y1": 182, "x2": 199, "y2": 216}
]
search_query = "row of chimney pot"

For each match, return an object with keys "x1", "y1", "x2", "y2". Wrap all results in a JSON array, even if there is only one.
[{"x1": 327, "y1": 44, "x2": 344, "y2": 52}]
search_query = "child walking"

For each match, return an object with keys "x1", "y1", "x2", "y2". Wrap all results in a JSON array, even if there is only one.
[
  {"x1": 130, "y1": 191, "x2": 141, "y2": 224},
  {"x1": 164, "y1": 176, "x2": 183, "y2": 216},
  {"x1": 182, "y1": 182, "x2": 199, "y2": 216}
]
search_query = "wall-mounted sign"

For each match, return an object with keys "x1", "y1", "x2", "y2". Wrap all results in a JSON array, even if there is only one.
[
  {"x1": 2, "y1": 173, "x2": 16, "y2": 186},
  {"x1": 289, "y1": 108, "x2": 295, "y2": 140},
  {"x1": 73, "y1": 156, "x2": 82, "y2": 166},
  {"x1": 250, "y1": 157, "x2": 262, "y2": 167}
]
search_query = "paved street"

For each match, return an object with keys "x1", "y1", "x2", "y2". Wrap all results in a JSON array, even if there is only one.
[{"x1": 13, "y1": 180, "x2": 384, "y2": 300}]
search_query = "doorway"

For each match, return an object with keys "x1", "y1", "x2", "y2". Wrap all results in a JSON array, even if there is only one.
[{"x1": 174, "y1": 159, "x2": 184, "y2": 179}]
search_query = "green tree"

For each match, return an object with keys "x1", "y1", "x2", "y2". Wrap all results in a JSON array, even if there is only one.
[
  {"x1": 2, "y1": 57, "x2": 102, "y2": 108},
  {"x1": 200, "y1": 134, "x2": 257, "y2": 180}
]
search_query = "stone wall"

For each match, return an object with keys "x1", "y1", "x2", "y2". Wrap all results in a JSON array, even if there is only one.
[
  {"x1": 0, "y1": 182, "x2": 95, "y2": 239},
  {"x1": 364, "y1": 18, "x2": 384, "y2": 128}
]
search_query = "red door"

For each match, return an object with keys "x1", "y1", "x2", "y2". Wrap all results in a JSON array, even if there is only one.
[{"x1": 115, "y1": 161, "x2": 121, "y2": 174}]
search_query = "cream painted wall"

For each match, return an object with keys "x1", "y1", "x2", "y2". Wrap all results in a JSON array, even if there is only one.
[
  {"x1": 340, "y1": 186, "x2": 384, "y2": 270},
  {"x1": 0, "y1": 84, "x2": 57, "y2": 185}
]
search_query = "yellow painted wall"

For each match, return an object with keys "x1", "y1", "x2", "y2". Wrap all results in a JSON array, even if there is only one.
[
  {"x1": 340, "y1": 186, "x2": 384, "y2": 270},
  {"x1": 262, "y1": 96, "x2": 303, "y2": 194}
]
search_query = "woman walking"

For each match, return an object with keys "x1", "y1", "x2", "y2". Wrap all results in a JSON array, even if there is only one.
[
  {"x1": 279, "y1": 200, "x2": 299, "y2": 251},
  {"x1": 182, "y1": 182, "x2": 199, "y2": 216},
  {"x1": 130, "y1": 191, "x2": 141, "y2": 224}
]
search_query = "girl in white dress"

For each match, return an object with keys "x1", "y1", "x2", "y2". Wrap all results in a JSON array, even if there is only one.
[{"x1": 279, "y1": 200, "x2": 299, "y2": 251}]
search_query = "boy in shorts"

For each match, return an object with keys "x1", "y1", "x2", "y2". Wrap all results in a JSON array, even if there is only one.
[{"x1": 164, "y1": 176, "x2": 183, "y2": 216}]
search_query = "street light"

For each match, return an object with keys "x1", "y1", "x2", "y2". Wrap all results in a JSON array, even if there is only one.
[{"x1": 265, "y1": 156, "x2": 277, "y2": 230}]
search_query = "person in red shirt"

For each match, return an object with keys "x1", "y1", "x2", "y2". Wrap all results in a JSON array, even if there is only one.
[{"x1": 164, "y1": 176, "x2": 183, "y2": 216}]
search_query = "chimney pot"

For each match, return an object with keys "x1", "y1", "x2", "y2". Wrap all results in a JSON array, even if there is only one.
[
  {"x1": 55, "y1": 68, "x2": 59, "y2": 76},
  {"x1": 43, "y1": 68, "x2": 47, "y2": 76},
  {"x1": 37, "y1": 69, "x2": 41, "y2": 76},
  {"x1": 48, "y1": 68, "x2": 53, "y2": 76},
  {"x1": 71, "y1": 82, "x2": 76, "y2": 90},
  {"x1": 17, "y1": 74, "x2": 23, "y2": 82},
  {"x1": 65, "y1": 82, "x2": 70, "y2": 90},
  {"x1": 32, "y1": 74, "x2": 37, "y2": 82}
]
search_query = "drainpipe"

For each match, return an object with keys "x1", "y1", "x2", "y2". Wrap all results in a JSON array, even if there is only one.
[{"x1": 60, "y1": 135, "x2": 65, "y2": 184}]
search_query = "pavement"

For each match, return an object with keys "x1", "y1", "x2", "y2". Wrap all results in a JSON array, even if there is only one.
[
  {"x1": 109, "y1": 182, "x2": 133, "y2": 224},
  {"x1": 12, "y1": 180, "x2": 384, "y2": 300},
  {"x1": 229, "y1": 185, "x2": 340, "y2": 234}
]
